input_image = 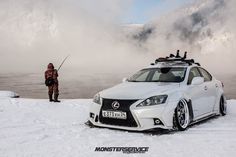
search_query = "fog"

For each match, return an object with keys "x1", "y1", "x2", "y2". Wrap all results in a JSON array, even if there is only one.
[
  {"x1": 0, "y1": 0, "x2": 235, "y2": 75},
  {"x1": 0, "y1": 0, "x2": 236, "y2": 98},
  {"x1": 0, "y1": 0, "x2": 147, "y2": 75},
  {"x1": 130, "y1": 0, "x2": 236, "y2": 75}
]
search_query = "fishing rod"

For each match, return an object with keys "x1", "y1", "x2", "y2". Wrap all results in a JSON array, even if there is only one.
[{"x1": 57, "y1": 55, "x2": 70, "y2": 71}]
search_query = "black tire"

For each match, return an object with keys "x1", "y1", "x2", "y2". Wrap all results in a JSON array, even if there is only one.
[
  {"x1": 174, "y1": 100, "x2": 190, "y2": 131},
  {"x1": 220, "y1": 96, "x2": 227, "y2": 116}
]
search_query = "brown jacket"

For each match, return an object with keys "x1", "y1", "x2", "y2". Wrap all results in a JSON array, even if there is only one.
[{"x1": 45, "y1": 63, "x2": 59, "y2": 84}]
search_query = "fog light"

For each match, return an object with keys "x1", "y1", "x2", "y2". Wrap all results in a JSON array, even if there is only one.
[{"x1": 153, "y1": 118, "x2": 163, "y2": 125}]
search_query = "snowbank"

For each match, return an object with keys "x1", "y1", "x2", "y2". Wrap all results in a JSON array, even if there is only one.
[
  {"x1": 0, "y1": 91, "x2": 19, "y2": 98},
  {"x1": 0, "y1": 98, "x2": 236, "y2": 157}
]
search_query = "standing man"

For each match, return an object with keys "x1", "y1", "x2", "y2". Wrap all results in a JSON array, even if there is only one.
[{"x1": 45, "y1": 63, "x2": 60, "y2": 102}]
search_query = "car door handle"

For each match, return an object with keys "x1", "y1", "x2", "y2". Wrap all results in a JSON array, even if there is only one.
[
  {"x1": 204, "y1": 86, "x2": 208, "y2": 90},
  {"x1": 215, "y1": 84, "x2": 218, "y2": 88}
]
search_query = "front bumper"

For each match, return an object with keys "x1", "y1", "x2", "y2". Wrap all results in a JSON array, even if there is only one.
[{"x1": 89, "y1": 100, "x2": 177, "y2": 131}]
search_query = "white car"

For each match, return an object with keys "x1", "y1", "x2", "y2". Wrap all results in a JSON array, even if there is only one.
[{"x1": 89, "y1": 52, "x2": 227, "y2": 131}]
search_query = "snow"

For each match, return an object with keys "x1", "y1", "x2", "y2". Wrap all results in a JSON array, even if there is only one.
[
  {"x1": 0, "y1": 98, "x2": 236, "y2": 157},
  {"x1": 0, "y1": 91, "x2": 19, "y2": 98}
]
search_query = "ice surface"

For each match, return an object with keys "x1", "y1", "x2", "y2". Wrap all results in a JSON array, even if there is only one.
[{"x1": 0, "y1": 98, "x2": 236, "y2": 157}]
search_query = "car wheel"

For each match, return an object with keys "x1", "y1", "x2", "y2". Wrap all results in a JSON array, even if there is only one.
[
  {"x1": 174, "y1": 99, "x2": 190, "y2": 131},
  {"x1": 220, "y1": 96, "x2": 227, "y2": 116}
]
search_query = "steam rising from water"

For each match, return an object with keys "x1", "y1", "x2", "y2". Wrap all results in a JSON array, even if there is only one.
[
  {"x1": 0, "y1": 0, "x2": 235, "y2": 76},
  {"x1": 131, "y1": 0, "x2": 236, "y2": 74},
  {"x1": 0, "y1": 0, "x2": 143, "y2": 75}
]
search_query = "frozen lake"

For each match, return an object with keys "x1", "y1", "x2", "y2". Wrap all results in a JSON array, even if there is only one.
[{"x1": 0, "y1": 73, "x2": 235, "y2": 99}]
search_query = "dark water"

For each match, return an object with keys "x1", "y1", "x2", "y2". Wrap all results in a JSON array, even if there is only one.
[
  {"x1": 0, "y1": 73, "x2": 235, "y2": 99},
  {"x1": 0, "y1": 73, "x2": 125, "y2": 99}
]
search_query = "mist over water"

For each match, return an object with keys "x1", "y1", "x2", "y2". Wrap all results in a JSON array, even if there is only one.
[
  {"x1": 130, "y1": 0, "x2": 236, "y2": 75},
  {"x1": 0, "y1": 0, "x2": 144, "y2": 74},
  {"x1": 0, "y1": 0, "x2": 235, "y2": 98}
]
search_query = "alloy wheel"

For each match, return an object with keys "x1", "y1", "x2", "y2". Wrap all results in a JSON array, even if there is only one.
[{"x1": 176, "y1": 100, "x2": 190, "y2": 129}]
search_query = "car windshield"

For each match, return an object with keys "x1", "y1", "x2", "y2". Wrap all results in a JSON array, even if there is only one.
[{"x1": 128, "y1": 67, "x2": 187, "y2": 83}]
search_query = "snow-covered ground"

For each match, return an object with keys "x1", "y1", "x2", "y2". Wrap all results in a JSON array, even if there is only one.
[{"x1": 0, "y1": 98, "x2": 236, "y2": 157}]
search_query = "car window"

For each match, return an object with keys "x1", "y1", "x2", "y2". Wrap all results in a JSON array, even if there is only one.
[
  {"x1": 152, "y1": 71, "x2": 161, "y2": 80},
  {"x1": 198, "y1": 68, "x2": 212, "y2": 82},
  {"x1": 188, "y1": 67, "x2": 201, "y2": 85},
  {"x1": 131, "y1": 70, "x2": 150, "y2": 82},
  {"x1": 128, "y1": 67, "x2": 186, "y2": 83}
]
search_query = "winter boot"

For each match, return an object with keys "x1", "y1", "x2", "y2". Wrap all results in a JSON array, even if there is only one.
[
  {"x1": 54, "y1": 94, "x2": 61, "y2": 103},
  {"x1": 49, "y1": 94, "x2": 54, "y2": 102}
]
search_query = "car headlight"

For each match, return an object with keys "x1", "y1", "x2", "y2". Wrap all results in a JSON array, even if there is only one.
[
  {"x1": 93, "y1": 93, "x2": 101, "y2": 104},
  {"x1": 137, "y1": 95, "x2": 168, "y2": 107}
]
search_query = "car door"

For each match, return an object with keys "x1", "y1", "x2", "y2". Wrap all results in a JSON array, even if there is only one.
[
  {"x1": 198, "y1": 67, "x2": 216, "y2": 113},
  {"x1": 187, "y1": 67, "x2": 207, "y2": 118}
]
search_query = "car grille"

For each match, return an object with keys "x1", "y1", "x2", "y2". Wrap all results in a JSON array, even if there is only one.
[{"x1": 99, "y1": 99, "x2": 138, "y2": 127}]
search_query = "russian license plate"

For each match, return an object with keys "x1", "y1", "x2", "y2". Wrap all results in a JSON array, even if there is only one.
[{"x1": 102, "y1": 110, "x2": 127, "y2": 119}]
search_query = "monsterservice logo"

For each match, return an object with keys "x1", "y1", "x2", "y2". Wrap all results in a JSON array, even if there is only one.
[{"x1": 94, "y1": 147, "x2": 149, "y2": 154}]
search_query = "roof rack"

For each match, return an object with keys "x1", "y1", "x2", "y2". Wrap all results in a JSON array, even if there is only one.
[{"x1": 151, "y1": 50, "x2": 200, "y2": 66}]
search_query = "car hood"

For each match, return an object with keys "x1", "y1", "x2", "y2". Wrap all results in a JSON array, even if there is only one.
[{"x1": 100, "y1": 82, "x2": 180, "y2": 100}]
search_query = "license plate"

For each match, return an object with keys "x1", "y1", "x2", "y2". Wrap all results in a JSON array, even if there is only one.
[{"x1": 102, "y1": 110, "x2": 127, "y2": 119}]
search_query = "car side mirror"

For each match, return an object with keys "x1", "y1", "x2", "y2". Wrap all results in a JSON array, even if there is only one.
[
  {"x1": 191, "y1": 77, "x2": 204, "y2": 85},
  {"x1": 122, "y1": 78, "x2": 128, "y2": 82}
]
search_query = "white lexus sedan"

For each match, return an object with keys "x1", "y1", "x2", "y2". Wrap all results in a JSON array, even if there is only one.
[{"x1": 88, "y1": 55, "x2": 227, "y2": 131}]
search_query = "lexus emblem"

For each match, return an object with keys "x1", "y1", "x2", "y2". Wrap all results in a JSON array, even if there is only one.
[{"x1": 111, "y1": 101, "x2": 120, "y2": 110}]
